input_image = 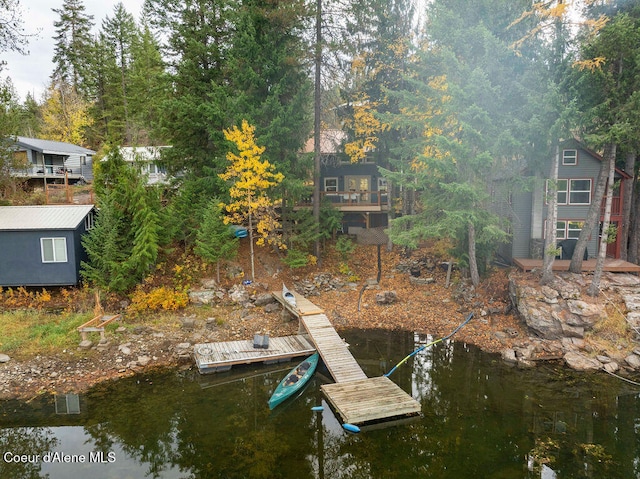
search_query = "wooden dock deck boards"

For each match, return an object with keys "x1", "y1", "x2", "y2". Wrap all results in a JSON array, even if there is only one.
[
  {"x1": 300, "y1": 313, "x2": 368, "y2": 383},
  {"x1": 321, "y1": 377, "x2": 422, "y2": 425},
  {"x1": 193, "y1": 334, "x2": 316, "y2": 374},
  {"x1": 272, "y1": 290, "x2": 324, "y2": 316},
  {"x1": 513, "y1": 258, "x2": 640, "y2": 273}
]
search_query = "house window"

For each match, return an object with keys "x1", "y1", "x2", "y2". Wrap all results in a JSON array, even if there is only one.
[
  {"x1": 555, "y1": 220, "x2": 584, "y2": 239},
  {"x1": 80, "y1": 156, "x2": 87, "y2": 166},
  {"x1": 545, "y1": 179, "x2": 568, "y2": 204},
  {"x1": 567, "y1": 221, "x2": 584, "y2": 239},
  {"x1": 569, "y1": 179, "x2": 591, "y2": 204},
  {"x1": 377, "y1": 178, "x2": 388, "y2": 192},
  {"x1": 324, "y1": 177, "x2": 338, "y2": 193},
  {"x1": 546, "y1": 179, "x2": 590, "y2": 205},
  {"x1": 41, "y1": 238, "x2": 67, "y2": 263},
  {"x1": 562, "y1": 149, "x2": 577, "y2": 165}
]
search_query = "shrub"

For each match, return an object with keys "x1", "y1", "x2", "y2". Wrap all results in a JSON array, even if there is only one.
[
  {"x1": 335, "y1": 236, "x2": 356, "y2": 261},
  {"x1": 128, "y1": 286, "x2": 189, "y2": 316}
]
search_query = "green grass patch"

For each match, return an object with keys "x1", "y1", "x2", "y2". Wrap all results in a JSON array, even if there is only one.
[{"x1": 0, "y1": 310, "x2": 92, "y2": 358}]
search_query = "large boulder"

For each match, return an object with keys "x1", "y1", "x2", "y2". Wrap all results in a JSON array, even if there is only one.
[
  {"x1": 509, "y1": 274, "x2": 606, "y2": 340},
  {"x1": 564, "y1": 352, "x2": 602, "y2": 371}
]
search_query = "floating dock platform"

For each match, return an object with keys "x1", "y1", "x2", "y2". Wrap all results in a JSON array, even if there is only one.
[{"x1": 194, "y1": 334, "x2": 316, "y2": 374}]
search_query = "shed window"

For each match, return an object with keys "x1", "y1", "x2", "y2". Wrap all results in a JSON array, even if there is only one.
[{"x1": 41, "y1": 237, "x2": 67, "y2": 263}]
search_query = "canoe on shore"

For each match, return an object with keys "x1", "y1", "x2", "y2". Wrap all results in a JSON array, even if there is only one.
[{"x1": 268, "y1": 353, "x2": 319, "y2": 410}]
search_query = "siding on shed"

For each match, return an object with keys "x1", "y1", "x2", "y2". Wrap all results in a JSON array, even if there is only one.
[{"x1": 0, "y1": 205, "x2": 94, "y2": 286}]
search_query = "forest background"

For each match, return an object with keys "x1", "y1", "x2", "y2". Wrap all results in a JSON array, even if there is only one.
[{"x1": 1, "y1": 0, "x2": 640, "y2": 305}]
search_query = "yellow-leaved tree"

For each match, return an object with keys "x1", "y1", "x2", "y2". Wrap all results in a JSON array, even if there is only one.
[
  {"x1": 219, "y1": 120, "x2": 284, "y2": 281},
  {"x1": 40, "y1": 81, "x2": 93, "y2": 146}
]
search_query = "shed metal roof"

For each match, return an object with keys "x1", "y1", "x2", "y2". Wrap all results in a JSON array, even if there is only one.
[
  {"x1": 0, "y1": 205, "x2": 95, "y2": 231},
  {"x1": 16, "y1": 137, "x2": 95, "y2": 156}
]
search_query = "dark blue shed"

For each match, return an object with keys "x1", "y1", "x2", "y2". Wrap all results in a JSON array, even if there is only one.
[{"x1": 0, "y1": 205, "x2": 95, "y2": 287}]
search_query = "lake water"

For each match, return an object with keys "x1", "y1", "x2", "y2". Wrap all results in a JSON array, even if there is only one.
[{"x1": 1, "y1": 328, "x2": 639, "y2": 479}]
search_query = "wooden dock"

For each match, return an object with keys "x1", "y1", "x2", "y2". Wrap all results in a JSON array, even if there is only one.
[
  {"x1": 273, "y1": 289, "x2": 421, "y2": 426},
  {"x1": 513, "y1": 257, "x2": 640, "y2": 273},
  {"x1": 300, "y1": 314, "x2": 367, "y2": 383},
  {"x1": 194, "y1": 334, "x2": 316, "y2": 374}
]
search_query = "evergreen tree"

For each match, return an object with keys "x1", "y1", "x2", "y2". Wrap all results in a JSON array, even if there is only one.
[
  {"x1": 145, "y1": 0, "x2": 236, "y2": 177},
  {"x1": 100, "y1": 3, "x2": 139, "y2": 144},
  {"x1": 80, "y1": 192, "x2": 130, "y2": 292},
  {"x1": 380, "y1": 0, "x2": 534, "y2": 284},
  {"x1": 127, "y1": 22, "x2": 168, "y2": 145},
  {"x1": 195, "y1": 199, "x2": 238, "y2": 282},
  {"x1": 84, "y1": 146, "x2": 163, "y2": 292},
  {"x1": 52, "y1": 0, "x2": 95, "y2": 96}
]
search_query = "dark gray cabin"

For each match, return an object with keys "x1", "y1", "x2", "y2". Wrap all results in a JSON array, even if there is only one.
[{"x1": 0, "y1": 205, "x2": 95, "y2": 287}]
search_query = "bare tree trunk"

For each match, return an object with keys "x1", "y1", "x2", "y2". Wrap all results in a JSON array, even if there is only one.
[
  {"x1": 629, "y1": 173, "x2": 640, "y2": 264},
  {"x1": 312, "y1": 0, "x2": 322, "y2": 261},
  {"x1": 468, "y1": 221, "x2": 479, "y2": 287},
  {"x1": 248, "y1": 204, "x2": 255, "y2": 281},
  {"x1": 588, "y1": 142, "x2": 616, "y2": 296},
  {"x1": 620, "y1": 150, "x2": 635, "y2": 261},
  {"x1": 540, "y1": 145, "x2": 559, "y2": 285},
  {"x1": 569, "y1": 147, "x2": 610, "y2": 272}
]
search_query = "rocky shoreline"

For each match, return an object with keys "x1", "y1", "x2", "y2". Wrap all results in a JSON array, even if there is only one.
[
  {"x1": 2, "y1": 259, "x2": 640, "y2": 401},
  {"x1": 504, "y1": 270, "x2": 640, "y2": 377}
]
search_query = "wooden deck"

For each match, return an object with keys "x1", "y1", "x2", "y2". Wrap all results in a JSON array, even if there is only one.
[
  {"x1": 273, "y1": 290, "x2": 421, "y2": 426},
  {"x1": 321, "y1": 377, "x2": 424, "y2": 425},
  {"x1": 193, "y1": 335, "x2": 316, "y2": 374},
  {"x1": 513, "y1": 258, "x2": 640, "y2": 273}
]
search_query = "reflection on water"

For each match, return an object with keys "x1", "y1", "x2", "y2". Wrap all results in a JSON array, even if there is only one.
[{"x1": 1, "y1": 328, "x2": 639, "y2": 479}]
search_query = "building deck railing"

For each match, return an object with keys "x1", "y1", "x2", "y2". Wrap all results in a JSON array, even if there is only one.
[{"x1": 298, "y1": 190, "x2": 390, "y2": 209}]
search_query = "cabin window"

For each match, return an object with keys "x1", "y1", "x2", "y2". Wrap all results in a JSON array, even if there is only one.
[
  {"x1": 80, "y1": 155, "x2": 86, "y2": 165},
  {"x1": 377, "y1": 177, "x2": 388, "y2": 192},
  {"x1": 324, "y1": 177, "x2": 338, "y2": 193},
  {"x1": 41, "y1": 237, "x2": 67, "y2": 263},
  {"x1": 562, "y1": 149, "x2": 577, "y2": 165},
  {"x1": 569, "y1": 179, "x2": 591, "y2": 204}
]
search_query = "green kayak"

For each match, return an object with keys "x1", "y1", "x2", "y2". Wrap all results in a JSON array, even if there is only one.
[{"x1": 268, "y1": 353, "x2": 320, "y2": 410}]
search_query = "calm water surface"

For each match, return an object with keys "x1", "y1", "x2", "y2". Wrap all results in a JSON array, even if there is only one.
[{"x1": 1, "y1": 329, "x2": 639, "y2": 479}]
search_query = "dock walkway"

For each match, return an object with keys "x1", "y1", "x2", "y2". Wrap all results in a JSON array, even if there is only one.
[{"x1": 273, "y1": 290, "x2": 421, "y2": 426}]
